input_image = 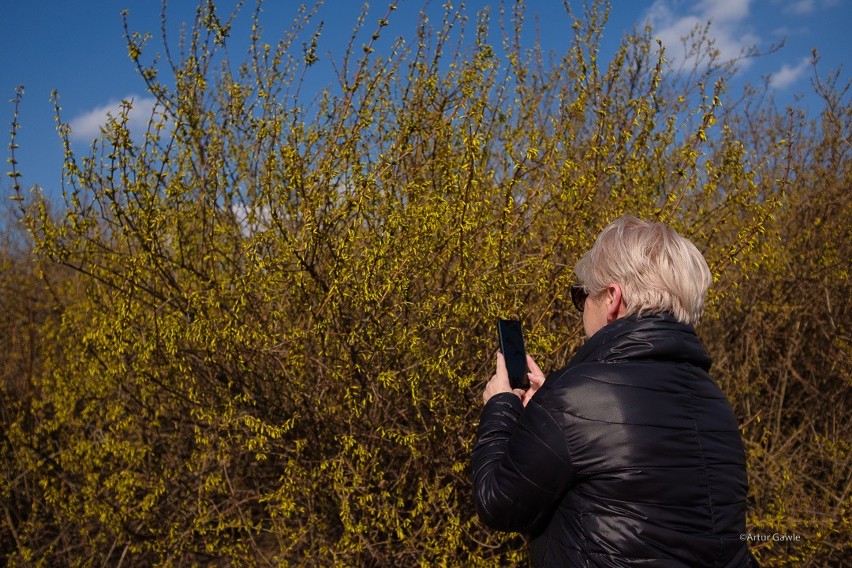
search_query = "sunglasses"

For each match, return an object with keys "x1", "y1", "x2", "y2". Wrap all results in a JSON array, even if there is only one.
[{"x1": 571, "y1": 284, "x2": 589, "y2": 312}]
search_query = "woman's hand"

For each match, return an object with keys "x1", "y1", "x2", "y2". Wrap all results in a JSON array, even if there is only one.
[
  {"x1": 483, "y1": 352, "x2": 546, "y2": 406},
  {"x1": 520, "y1": 354, "x2": 546, "y2": 407}
]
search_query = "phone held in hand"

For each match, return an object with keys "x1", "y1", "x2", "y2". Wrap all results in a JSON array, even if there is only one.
[{"x1": 497, "y1": 319, "x2": 530, "y2": 390}]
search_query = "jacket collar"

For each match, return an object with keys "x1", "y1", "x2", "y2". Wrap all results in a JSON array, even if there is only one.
[{"x1": 567, "y1": 312, "x2": 712, "y2": 371}]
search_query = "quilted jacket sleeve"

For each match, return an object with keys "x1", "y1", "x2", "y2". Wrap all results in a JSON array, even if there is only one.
[{"x1": 471, "y1": 392, "x2": 575, "y2": 533}]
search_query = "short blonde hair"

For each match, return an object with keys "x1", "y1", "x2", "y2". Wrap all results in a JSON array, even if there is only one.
[{"x1": 573, "y1": 216, "x2": 712, "y2": 325}]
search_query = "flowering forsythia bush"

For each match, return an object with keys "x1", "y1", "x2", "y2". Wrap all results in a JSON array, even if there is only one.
[{"x1": 2, "y1": 1, "x2": 849, "y2": 565}]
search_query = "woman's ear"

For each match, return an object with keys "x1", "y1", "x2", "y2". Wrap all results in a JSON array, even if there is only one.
[{"x1": 606, "y1": 283, "x2": 626, "y2": 322}]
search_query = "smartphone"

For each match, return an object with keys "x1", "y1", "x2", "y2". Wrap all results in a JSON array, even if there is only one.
[{"x1": 497, "y1": 319, "x2": 529, "y2": 390}]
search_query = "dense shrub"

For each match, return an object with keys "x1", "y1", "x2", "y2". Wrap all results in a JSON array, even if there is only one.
[{"x1": 3, "y1": 1, "x2": 849, "y2": 565}]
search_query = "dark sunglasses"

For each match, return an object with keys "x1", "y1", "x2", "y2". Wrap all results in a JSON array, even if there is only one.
[{"x1": 571, "y1": 284, "x2": 589, "y2": 312}]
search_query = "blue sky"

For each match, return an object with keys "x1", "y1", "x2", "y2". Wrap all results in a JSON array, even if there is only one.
[{"x1": 2, "y1": 0, "x2": 849, "y2": 195}]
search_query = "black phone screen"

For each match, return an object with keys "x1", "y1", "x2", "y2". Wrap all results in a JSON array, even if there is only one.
[{"x1": 497, "y1": 319, "x2": 529, "y2": 390}]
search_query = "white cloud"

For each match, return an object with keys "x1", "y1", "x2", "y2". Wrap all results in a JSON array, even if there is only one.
[
  {"x1": 787, "y1": 0, "x2": 817, "y2": 14},
  {"x1": 780, "y1": 0, "x2": 839, "y2": 15},
  {"x1": 769, "y1": 57, "x2": 811, "y2": 89},
  {"x1": 644, "y1": 0, "x2": 759, "y2": 71},
  {"x1": 232, "y1": 202, "x2": 272, "y2": 237},
  {"x1": 697, "y1": 0, "x2": 750, "y2": 23},
  {"x1": 69, "y1": 95, "x2": 159, "y2": 142}
]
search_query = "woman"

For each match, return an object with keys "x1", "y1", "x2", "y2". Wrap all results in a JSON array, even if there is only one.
[{"x1": 471, "y1": 216, "x2": 757, "y2": 566}]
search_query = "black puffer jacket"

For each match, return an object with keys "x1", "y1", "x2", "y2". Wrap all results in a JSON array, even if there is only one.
[{"x1": 472, "y1": 313, "x2": 754, "y2": 567}]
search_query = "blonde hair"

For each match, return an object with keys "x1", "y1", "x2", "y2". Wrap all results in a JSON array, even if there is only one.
[{"x1": 573, "y1": 216, "x2": 712, "y2": 325}]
